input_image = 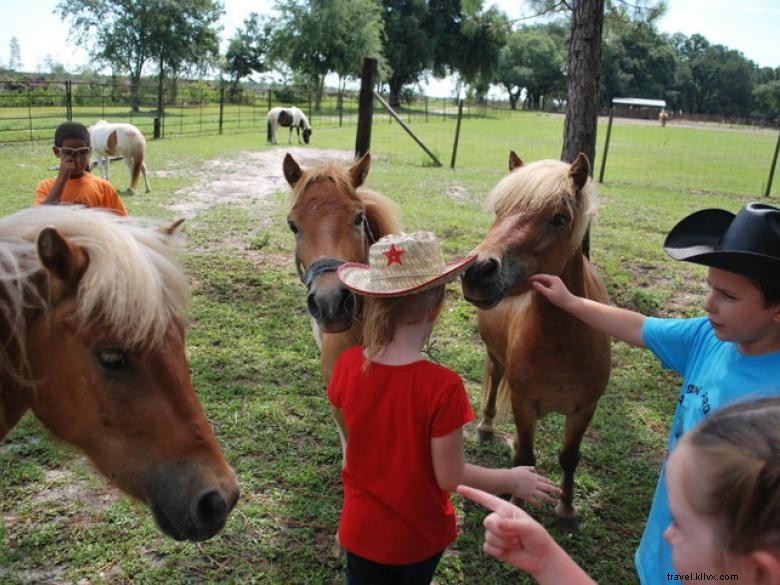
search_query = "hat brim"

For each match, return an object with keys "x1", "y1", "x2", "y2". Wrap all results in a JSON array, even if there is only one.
[
  {"x1": 338, "y1": 255, "x2": 476, "y2": 297},
  {"x1": 664, "y1": 208, "x2": 780, "y2": 286}
]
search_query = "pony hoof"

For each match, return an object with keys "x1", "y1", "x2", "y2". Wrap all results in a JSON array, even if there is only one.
[
  {"x1": 477, "y1": 428, "x2": 495, "y2": 442},
  {"x1": 554, "y1": 503, "x2": 579, "y2": 531}
]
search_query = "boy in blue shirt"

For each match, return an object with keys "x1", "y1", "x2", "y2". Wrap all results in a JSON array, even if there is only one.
[{"x1": 528, "y1": 202, "x2": 780, "y2": 585}]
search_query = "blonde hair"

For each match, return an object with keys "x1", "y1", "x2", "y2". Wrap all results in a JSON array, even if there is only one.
[
  {"x1": 361, "y1": 285, "x2": 445, "y2": 368},
  {"x1": 682, "y1": 396, "x2": 780, "y2": 554}
]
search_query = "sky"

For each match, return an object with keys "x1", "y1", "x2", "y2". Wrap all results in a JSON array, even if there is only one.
[{"x1": 0, "y1": 0, "x2": 777, "y2": 87}]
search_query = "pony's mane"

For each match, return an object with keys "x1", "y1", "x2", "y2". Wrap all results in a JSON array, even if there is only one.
[
  {"x1": 290, "y1": 161, "x2": 400, "y2": 238},
  {"x1": 0, "y1": 206, "x2": 190, "y2": 377},
  {"x1": 486, "y1": 159, "x2": 598, "y2": 255}
]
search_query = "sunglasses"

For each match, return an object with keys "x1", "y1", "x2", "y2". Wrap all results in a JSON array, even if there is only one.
[{"x1": 56, "y1": 146, "x2": 92, "y2": 157}]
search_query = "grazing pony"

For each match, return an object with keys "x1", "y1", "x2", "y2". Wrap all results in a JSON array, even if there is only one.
[
  {"x1": 659, "y1": 109, "x2": 669, "y2": 127},
  {"x1": 461, "y1": 152, "x2": 611, "y2": 523},
  {"x1": 89, "y1": 120, "x2": 151, "y2": 194},
  {"x1": 284, "y1": 152, "x2": 400, "y2": 453},
  {"x1": 0, "y1": 205, "x2": 238, "y2": 541},
  {"x1": 268, "y1": 106, "x2": 312, "y2": 145}
]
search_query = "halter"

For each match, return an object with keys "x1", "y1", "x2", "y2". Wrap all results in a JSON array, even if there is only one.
[{"x1": 295, "y1": 215, "x2": 376, "y2": 290}]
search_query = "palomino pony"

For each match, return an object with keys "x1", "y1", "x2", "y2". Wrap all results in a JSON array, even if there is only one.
[
  {"x1": 268, "y1": 107, "x2": 312, "y2": 145},
  {"x1": 0, "y1": 205, "x2": 238, "y2": 541},
  {"x1": 659, "y1": 109, "x2": 669, "y2": 127},
  {"x1": 461, "y1": 152, "x2": 611, "y2": 523},
  {"x1": 89, "y1": 120, "x2": 151, "y2": 194},
  {"x1": 284, "y1": 152, "x2": 400, "y2": 452}
]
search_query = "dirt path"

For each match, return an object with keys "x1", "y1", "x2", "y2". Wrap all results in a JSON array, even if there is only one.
[{"x1": 164, "y1": 147, "x2": 354, "y2": 218}]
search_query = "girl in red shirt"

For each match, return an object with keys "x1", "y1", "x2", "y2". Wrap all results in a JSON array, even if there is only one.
[{"x1": 329, "y1": 232, "x2": 561, "y2": 584}]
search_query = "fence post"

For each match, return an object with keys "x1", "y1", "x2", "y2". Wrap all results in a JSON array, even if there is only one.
[
  {"x1": 355, "y1": 57, "x2": 377, "y2": 159},
  {"x1": 450, "y1": 99, "x2": 464, "y2": 169},
  {"x1": 65, "y1": 80, "x2": 72, "y2": 121},
  {"x1": 765, "y1": 129, "x2": 780, "y2": 198},
  {"x1": 153, "y1": 117, "x2": 161, "y2": 139},
  {"x1": 598, "y1": 107, "x2": 614, "y2": 183},
  {"x1": 218, "y1": 81, "x2": 225, "y2": 135},
  {"x1": 27, "y1": 85, "x2": 33, "y2": 141},
  {"x1": 425, "y1": 97, "x2": 428, "y2": 123},
  {"x1": 338, "y1": 91, "x2": 343, "y2": 128},
  {"x1": 268, "y1": 87, "x2": 272, "y2": 111}
]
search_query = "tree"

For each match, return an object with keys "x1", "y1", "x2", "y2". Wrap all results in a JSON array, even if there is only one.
[
  {"x1": 8, "y1": 37, "x2": 21, "y2": 72},
  {"x1": 57, "y1": 0, "x2": 222, "y2": 112},
  {"x1": 224, "y1": 13, "x2": 272, "y2": 99},
  {"x1": 753, "y1": 80, "x2": 780, "y2": 120},
  {"x1": 495, "y1": 24, "x2": 565, "y2": 109},
  {"x1": 453, "y1": 7, "x2": 511, "y2": 99},
  {"x1": 270, "y1": 0, "x2": 383, "y2": 109}
]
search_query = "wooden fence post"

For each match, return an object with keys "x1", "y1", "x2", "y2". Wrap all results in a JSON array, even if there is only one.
[
  {"x1": 598, "y1": 107, "x2": 614, "y2": 183},
  {"x1": 450, "y1": 99, "x2": 464, "y2": 169},
  {"x1": 765, "y1": 129, "x2": 780, "y2": 198},
  {"x1": 355, "y1": 57, "x2": 377, "y2": 159},
  {"x1": 218, "y1": 81, "x2": 225, "y2": 135}
]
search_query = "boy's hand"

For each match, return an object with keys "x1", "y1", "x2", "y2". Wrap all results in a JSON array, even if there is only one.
[
  {"x1": 529, "y1": 274, "x2": 574, "y2": 309},
  {"x1": 507, "y1": 466, "x2": 561, "y2": 506},
  {"x1": 57, "y1": 157, "x2": 76, "y2": 180},
  {"x1": 456, "y1": 485, "x2": 557, "y2": 576}
]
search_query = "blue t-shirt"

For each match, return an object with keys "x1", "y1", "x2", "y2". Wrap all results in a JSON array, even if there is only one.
[{"x1": 635, "y1": 317, "x2": 780, "y2": 585}]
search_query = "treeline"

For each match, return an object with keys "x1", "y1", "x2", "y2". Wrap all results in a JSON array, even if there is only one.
[{"x1": 8, "y1": 1, "x2": 779, "y2": 122}]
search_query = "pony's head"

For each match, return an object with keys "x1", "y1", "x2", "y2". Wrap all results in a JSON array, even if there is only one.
[
  {"x1": 0, "y1": 206, "x2": 238, "y2": 541},
  {"x1": 302, "y1": 127, "x2": 312, "y2": 144},
  {"x1": 284, "y1": 152, "x2": 399, "y2": 332},
  {"x1": 462, "y1": 152, "x2": 597, "y2": 309}
]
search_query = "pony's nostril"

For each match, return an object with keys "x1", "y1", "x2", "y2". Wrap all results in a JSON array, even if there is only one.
[
  {"x1": 340, "y1": 290, "x2": 356, "y2": 314},
  {"x1": 195, "y1": 490, "x2": 228, "y2": 531},
  {"x1": 474, "y1": 258, "x2": 500, "y2": 281},
  {"x1": 306, "y1": 293, "x2": 322, "y2": 320}
]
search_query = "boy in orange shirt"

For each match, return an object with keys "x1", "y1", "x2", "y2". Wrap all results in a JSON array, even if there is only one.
[{"x1": 35, "y1": 121, "x2": 127, "y2": 216}]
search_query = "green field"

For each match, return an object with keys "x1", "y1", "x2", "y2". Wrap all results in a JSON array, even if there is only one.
[{"x1": 0, "y1": 114, "x2": 775, "y2": 584}]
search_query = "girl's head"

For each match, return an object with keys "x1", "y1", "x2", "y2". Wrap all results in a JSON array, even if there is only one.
[{"x1": 664, "y1": 397, "x2": 780, "y2": 582}]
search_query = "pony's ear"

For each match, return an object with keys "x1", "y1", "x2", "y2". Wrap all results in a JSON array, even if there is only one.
[
  {"x1": 160, "y1": 218, "x2": 185, "y2": 236},
  {"x1": 569, "y1": 153, "x2": 590, "y2": 189},
  {"x1": 508, "y1": 151, "x2": 524, "y2": 171},
  {"x1": 37, "y1": 227, "x2": 89, "y2": 290},
  {"x1": 283, "y1": 153, "x2": 303, "y2": 187},
  {"x1": 349, "y1": 152, "x2": 371, "y2": 188}
]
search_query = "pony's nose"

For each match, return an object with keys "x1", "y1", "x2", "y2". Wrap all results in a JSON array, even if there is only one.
[
  {"x1": 307, "y1": 288, "x2": 356, "y2": 324},
  {"x1": 194, "y1": 490, "x2": 232, "y2": 534},
  {"x1": 465, "y1": 257, "x2": 500, "y2": 284}
]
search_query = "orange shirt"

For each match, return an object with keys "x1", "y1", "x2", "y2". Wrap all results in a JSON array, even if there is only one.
[{"x1": 35, "y1": 173, "x2": 127, "y2": 216}]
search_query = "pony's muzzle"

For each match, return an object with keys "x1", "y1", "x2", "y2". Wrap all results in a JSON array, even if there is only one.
[
  {"x1": 307, "y1": 286, "x2": 357, "y2": 333},
  {"x1": 193, "y1": 488, "x2": 239, "y2": 537}
]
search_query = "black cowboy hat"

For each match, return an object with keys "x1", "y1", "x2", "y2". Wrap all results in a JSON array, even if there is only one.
[{"x1": 663, "y1": 202, "x2": 780, "y2": 287}]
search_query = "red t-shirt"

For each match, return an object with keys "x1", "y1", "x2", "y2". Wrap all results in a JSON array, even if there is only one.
[{"x1": 327, "y1": 346, "x2": 475, "y2": 565}]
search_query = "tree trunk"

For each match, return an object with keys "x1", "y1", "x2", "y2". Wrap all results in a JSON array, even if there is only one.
[
  {"x1": 130, "y1": 71, "x2": 142, "y2": 113},
  {"x1": 561, "y1": 0, "x2": 605, "y2": 167},
  {"x1": 388, "y1": 76, "x2": 403, "y2": 110}
]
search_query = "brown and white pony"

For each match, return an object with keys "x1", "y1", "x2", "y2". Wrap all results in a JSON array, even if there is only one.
[
  {"x1": 284, "y1": 152, "x2": 400, "y2": 453},
  {"x1": 461, "y1": 152, "x2": 611, "y2": 523},
  {"x1": 268, "y1": 107, "x2": 312, "y2": 145},
  {"x1": 89, "y1": 120, "x2": 151, "y2": 194},
  {"x1": 0, "y1": 205, "x2": 238, "y2": 541}
]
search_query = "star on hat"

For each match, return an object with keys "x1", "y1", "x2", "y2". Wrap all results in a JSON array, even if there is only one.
[{"x1": 384, "y1": 243, "x2": 405, "y2": 266}]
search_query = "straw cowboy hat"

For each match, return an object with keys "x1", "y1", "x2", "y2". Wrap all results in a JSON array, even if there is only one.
[
  {"x1": 337, "y1": 232, "x2": 476, "y2": 296},
  {"x1": 663, "y1": 202, "x2": 780, "y2": 286}
]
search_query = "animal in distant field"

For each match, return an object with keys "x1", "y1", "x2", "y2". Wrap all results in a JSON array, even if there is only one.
[
  {"x1": 89, "y1": 120, "x2": 151, "y2": 194},
  {"x1": 0, "y1": 205, "x2": 238, "y2": 541},
  {"x1": 267, "y1": 106, "x2": 312, "y2": 145},
  {"x1": 659, "y1": 109, "x2": 669, "y2": 127},
  {"x1": 461, "y1": 151, "x2": 611, "y2": 524}
]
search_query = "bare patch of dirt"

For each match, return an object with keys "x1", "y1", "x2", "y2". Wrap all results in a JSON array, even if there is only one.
[{"x1": 165, "y1": 147, "x2": 354, "y2": 219}]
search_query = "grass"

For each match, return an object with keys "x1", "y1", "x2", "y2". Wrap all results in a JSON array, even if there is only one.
[{"x1": 0, "y1": 113, "x2": 774, "y2": 584}]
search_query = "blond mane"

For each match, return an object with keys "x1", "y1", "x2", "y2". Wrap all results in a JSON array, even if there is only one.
[
  {"x1": 486, "y1": 159, "x2": 598, "y2": 255},
  {"x1": 0, "y1": 206, "x2": 189, "y2": 381}
]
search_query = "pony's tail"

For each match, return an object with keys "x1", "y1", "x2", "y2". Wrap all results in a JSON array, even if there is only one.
[{"x1": 131, "y1": 158, "x2": 142, "y2": 192}]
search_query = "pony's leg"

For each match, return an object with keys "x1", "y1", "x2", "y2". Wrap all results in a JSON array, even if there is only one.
[
  {"x1": 477, "y1": 353, "x2": 504, "y2": 441},
  {"x1": 509, "y1": 395, "x2": 538, "y2": 505},
  {"x1": 104, "y1": 156, "x2": 110, "y2": 182},
  {"x1": 288, "y1": 127, "x2": 293, "y2": 145},
  {"x1": 556, "y1": 403, "x2": 597, "y2": 522},
  {"x1": 142, "y1": 163, "x2": 151, "y2": 193}
]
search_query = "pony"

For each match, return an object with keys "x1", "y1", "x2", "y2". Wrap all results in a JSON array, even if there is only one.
[
  {"x1": 0, "y1": 205, "x2": 238, "y2": 541},
  {"x1": 88, "y1": 120, "x2": 151, "y2": 194},
  {"x1": 268, "y1": 107, "x2": 312, "y2": 145},
  {"x1": 461, "y1": 152, "x2": 611, "y2": 523},
  {"x1": 659, "y1": 109, "x2": 669, "y2": 127},
  {"x1": 283, "y1": 152, "x2": 400, "y2": 452}
]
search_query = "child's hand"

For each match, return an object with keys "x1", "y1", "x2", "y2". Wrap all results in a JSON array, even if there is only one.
[
  {"x1": 529, "y1": 274, "x2": 574, "y2": 309},
  {"x1": 456, "y1": 485, "x2": 558, "y2": 575},
  {"x1": 57, "y1": 157, "x2": 76, "y2": 179},
  {"x1": 507, "y1": 466, "x2": 561, "y2": 505}
]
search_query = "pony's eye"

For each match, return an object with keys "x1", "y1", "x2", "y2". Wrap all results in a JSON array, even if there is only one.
[
  {"x1": 96, "y1": 349, "x2": 128, "y2": 371},
  {"x1": 353, "y1": 213, "x2": 365, "y2": 228},
  {"x1": 287, "y1": 219, "x2": 298, "y2": 234},
  {"x1": 549, "y1": 214, "x2": 568, "y2": 229}
]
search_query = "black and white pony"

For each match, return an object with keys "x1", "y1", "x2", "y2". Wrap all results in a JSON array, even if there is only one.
[{"x1": 267, "y1": 106, "x2": 312, "y2": 145}]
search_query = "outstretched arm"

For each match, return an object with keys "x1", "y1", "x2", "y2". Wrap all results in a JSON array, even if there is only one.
[
  {"x1": 431, "y1": 428, "x2": 561, "y2": 505},
  {"x1": 40, "y1": 159, "x2": 74, "y2": 205},
  {"x1": 529, "y1": 274, "x2": 646, "y2": 348},
  {"x1": 456, "y1": 485, "x2": 596, "y2": 585}
]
